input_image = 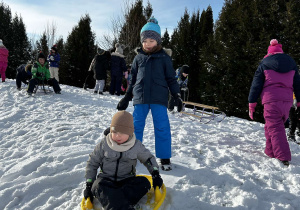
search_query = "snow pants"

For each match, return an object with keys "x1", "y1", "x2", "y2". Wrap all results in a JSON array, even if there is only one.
[
  {"x1": 49, "y1": 67, "x2": 59, "y2": 82},
  {"x1": 92, "y1": 176, "x2": 151, "y2": 210},
  {"x1": 133, "y1": 104, "x2": 172, "y2": 159},
  {"x1": 109, "y1": 75, "x2": 122, "y2": 95},
  {"x1": 264, "y1": 101, "x2": 292, "y2": 161},
  {"x1": 94, "y1": 79, "x2": 105, "y2": 92},
  {"x1": 0, "y1": 61, "x2": 7, "y2": 82}
]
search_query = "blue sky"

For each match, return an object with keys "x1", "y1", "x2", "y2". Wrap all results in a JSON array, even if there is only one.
[{"x1": 5, "y1": 0, "x2": 224, "y2": 42}]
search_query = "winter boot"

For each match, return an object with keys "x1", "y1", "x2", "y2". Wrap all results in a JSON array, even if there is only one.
[
  {"x1": 99, "y1": 92, "x2": 103, "y2": 95},
  {"x1": 94, "y1": 91, "x2": 98, "y2": 94},
  {"x1": 160, "y1": 159, "x2": 172, "y2": 171},
  {"x1": 288, "y1": 133, "x2": 296, "y2": 142},
  {"x1": 281, "y1": 160, "x2": 290, "y2": 167}
]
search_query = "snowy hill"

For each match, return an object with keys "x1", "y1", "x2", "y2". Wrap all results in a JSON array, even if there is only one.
[{"x1": 1, "y1": 79, "x2": 300, "y2": 210}]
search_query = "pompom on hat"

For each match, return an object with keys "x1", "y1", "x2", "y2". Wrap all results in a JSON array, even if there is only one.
[
  {"x1": 110, "y1": 111, "x2": 134, "y2": 136},
  {"x1": 51, "y1": 45, "x2": 57, "y2": 52},
  {"x1": 115, "y1": 43, "x2": 125, "y2": 55},
  {"x1": 140, "y1": 17, "x2": 162, "y2": 44},
  {"x1": 264, "y1": 39, "x2": 284, "y2": 58},
  {"x1": 37, "y1": 51, "x2": 46, "y2": 59}
]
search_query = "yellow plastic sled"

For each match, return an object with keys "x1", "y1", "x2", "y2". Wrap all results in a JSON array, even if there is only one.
[{"x1": 81, "y1": 175, "x2": 166, "y2": 210}]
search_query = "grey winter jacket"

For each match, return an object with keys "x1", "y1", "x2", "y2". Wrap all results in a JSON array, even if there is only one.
[{"x1": 85, "y1": 134, "x2": 159, "y2": 182}]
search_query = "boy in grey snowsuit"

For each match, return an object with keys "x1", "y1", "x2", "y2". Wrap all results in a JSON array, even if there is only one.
[{"x1": 84, "y1": 111, "x2": 163, "y2": 210}]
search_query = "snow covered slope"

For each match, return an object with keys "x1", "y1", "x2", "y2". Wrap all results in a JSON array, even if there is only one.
[{"x1": 1, "y1": 80, "x2": 300, "y2": 210}]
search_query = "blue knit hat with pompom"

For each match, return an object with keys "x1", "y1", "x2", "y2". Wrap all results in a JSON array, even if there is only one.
[{"x1": 140, "y1": 17, "x2": 161, "y2": 44}]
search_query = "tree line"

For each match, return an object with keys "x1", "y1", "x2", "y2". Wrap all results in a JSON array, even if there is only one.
[{"x1": 1, "y1": 0, "x2": 300, "y2": 122}]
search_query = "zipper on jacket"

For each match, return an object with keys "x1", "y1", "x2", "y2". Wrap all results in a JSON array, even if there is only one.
[{"x1": 114, "y1": 152, "x2": 122, "y2": 182}]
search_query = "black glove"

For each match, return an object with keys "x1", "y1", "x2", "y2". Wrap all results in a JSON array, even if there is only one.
[
  {"x1": 117, "y1": 92, "x2": 133, "y2": 110},
  {"x1": 36, "y1": 72, "x2": 43, "y2": 77},
  {"x1": 103, "y1": 127, "x2": 110, "y2": 136},
  {"x1": 152, "y1": 170, "x2": 163, "y2": 189},
  {"x1": 83, "y1": 182, "x2": 94, "y2": 202},
  {"x1": 174, "y1": 93, "x2": 183, "y2": 112}
]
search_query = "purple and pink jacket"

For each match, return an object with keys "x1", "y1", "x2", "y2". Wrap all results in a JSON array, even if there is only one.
[
  {"x1": 248, "y1": 54, "x2": 300, "y2": 104},
  {"x1": 0, "y1": 46, "x2": 9, "y2": 63}
]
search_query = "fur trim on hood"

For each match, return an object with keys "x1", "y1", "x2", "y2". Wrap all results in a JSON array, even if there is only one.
[{"x1": 134, "y1": 47, "x2": 172, "y2": 56}]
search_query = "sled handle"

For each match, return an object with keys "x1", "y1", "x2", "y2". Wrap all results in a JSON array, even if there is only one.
[
  {"x1": 81, "y1": 197, "x2": 93, "y2": 210},
  {"x1": 154, "y1": 184, "x2": 166, "y2": 210},
  {"x1": 154, "y1": 186, "x2": 161, "y2": 203}
]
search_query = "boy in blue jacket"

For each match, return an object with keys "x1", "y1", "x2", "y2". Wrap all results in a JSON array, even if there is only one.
[{"x1": 117, "y1": 17, "x2": 182, "y2": 171}]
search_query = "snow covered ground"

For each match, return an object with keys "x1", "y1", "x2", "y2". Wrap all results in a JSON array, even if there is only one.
[{"x1": 1, "y1": 79, "x2": 300, "y2": 210}]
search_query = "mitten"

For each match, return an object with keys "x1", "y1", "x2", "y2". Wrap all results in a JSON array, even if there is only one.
[
  {"x1": 36, "y1": 72, "x2": 43, "y2": 77},
  {"x1": 249, "y1": 102, "x2": 257, "y2": 120},
  {"x1": 152, "y1": 170, "x2": 163, "y2": 189},
  {"x1": 117, "y1": 92, "x2": 132, "y2": 110},
  {"x1": 83, "y1": 181, "x2": 94, "y2": 202},
  {"x1": 174, "y1": 93, "x2": 183, "y2": 112}
]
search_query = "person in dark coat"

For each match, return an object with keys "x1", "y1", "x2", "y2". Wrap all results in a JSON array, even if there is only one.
[
  {"x1": 16, "y1": 62, "x2": 33, "y2": 90},
  {"x1": 117, "y1": 17, "x2": 182, "y2": 171},
  {"x1": 109, "y1": 43, "x2": 127, "y2": 96},
  {"x1": 83, "y1": 111, "x2": 163, "y2": 210},
  {"x1": 168, "y1": 65, "x2": 190, "y2": 111},
  {"x1": 88, "y1": 48, "x2": 110, "y2": 94}
]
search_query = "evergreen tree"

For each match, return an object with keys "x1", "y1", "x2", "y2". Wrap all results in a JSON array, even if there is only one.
[
  {"x1": 199, "y1": 6, "x2": 215, "y2": 105},
  {"x1": 60, "y1": 14, "x2": 97, "y2": 88},
  {"x1": 213, "y1": 0, "x2": 272, "y2": 121},
  {"x1": 0, "y1": 2, "x2": 12, "y2": 48},
  {"x1": 171, "y1": 9, "x2": 191, "y2": 68},
  {"x1": 171, "y1": 8, "x2": 213, "y2": 104},
  {"x1": 161, "y1": 29, "x2": 170, "y2": 48},
  {"x1": 36, "y1": 32, "x2": 49, "y2": 57},
  {"x1": 7, "y1": 14, "x2": 31, "y2": 78},
  {"x1": 118, "y1": 0, "x2": 151, "y2": 64}
]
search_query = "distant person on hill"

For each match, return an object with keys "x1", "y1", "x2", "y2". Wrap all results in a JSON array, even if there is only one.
[
  {"x1": 109, "y1": 43, "x2": 127, "y2": 96},
  {"x1": 47, "y1": 45, "x2": 60, "y2": 82},
  {"x1": 16, "y1": 61, "x2": 33, "y2": 90},
  {"x1": 27, "y1": 52, "x2": 61, "y2": 95},
  {"x1": 0, "y1": 39, "x2": 9, "y2": 82},
  {"x1": 83, "y1": 111, "x2": 163, "y2": 210},
  {"x1": 88, "y1": 48, "x2": 110, "y2": 94},
  {"x1": 168, "y1": 64, "x2": 189, "y2": 111},
  {"x1": 287, "y1": 93, "x2": 300, "y2": 142},
  {"x1": 117, "y1": 17, "x2": 182, "y2": 171},
  {"x1": 248, "y1": 39, "x2": 300, "y2": 166}
]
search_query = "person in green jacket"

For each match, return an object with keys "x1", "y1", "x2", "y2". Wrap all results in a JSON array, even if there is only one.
[{"x1": 27, "y1": 51, "x2": 61, "y2": 95}]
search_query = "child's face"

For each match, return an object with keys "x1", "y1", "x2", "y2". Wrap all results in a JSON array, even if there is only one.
[
  {"x1": 38, "y1": 58, "x2": 45, "y2": 65},
  {"x1": 182, "y1": 73, "x2": 188, "y2": 77},
  {"x1": 111, "y1": 131, "x2": 129, "y2": 144},
  {"x1": 142, "y1": 38, "x2": 157, "y2": 51}
]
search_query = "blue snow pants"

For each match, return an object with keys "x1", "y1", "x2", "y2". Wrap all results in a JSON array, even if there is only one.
[{"x1": 133, "y1": 104, "x2": 172, "y2": 159}]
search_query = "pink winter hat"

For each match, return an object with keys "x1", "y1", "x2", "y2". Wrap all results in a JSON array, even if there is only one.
[{"x1": 264, "y1": 39, "x2": 283, "y2": 58}]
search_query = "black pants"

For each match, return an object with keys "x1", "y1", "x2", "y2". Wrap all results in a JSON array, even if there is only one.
[
  {"x1": 109, "y1": 75, "x2": 122, "y2": 95},
  {"x1": 27, "y1": 78, "x2": 61, "y2": 93},
  {"x1": 16, "y1": 70, "x2": 31, "y2": 88},
  {"x1": 289, "y1": 107, "x2": 300, "y2": 135},
  {"x1": 92, "y1": 176, "x2": 151, "y2": 210}
]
